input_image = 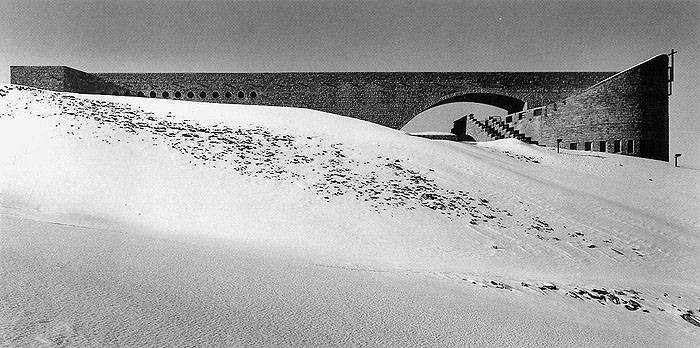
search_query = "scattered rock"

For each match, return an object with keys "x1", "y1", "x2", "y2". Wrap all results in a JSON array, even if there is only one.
[
  {"x1": 625, "y1": 300, "x2": 641, "y2": 311},
  {"x1": 538, "y1": 283, "x2": 557, "y2": 291},
  {"x1": 681, "y1": 312, "x2": 700, "y2": 327}
]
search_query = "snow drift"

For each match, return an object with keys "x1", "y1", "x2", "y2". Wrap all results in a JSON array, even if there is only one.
[{"x1": 1, "y1": 84, "x2": 699, "y2": 346}]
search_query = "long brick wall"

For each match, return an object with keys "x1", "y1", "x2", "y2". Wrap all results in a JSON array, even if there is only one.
[
  {"x1": 10, "y1": 67, "x2": 614, "y2": 128},
  {"x1": 10, "y1": 66, "x2": 66, "y2": 91},
  {"x1": 9, "y1": 54, "x2": 670, "y2": 161}
]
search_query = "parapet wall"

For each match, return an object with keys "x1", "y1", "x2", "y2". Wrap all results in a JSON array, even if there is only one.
[{"x1": 10, "y1": 66, "x2": 66, "y2": 91}]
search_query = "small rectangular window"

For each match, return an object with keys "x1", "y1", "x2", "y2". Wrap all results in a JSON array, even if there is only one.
[
  {"x1": 599, "y1": 141, "x2": 607, "y2": 152},
  {"x1": 569, "y1": 143, "x2": 577, "y2": 150},
  {"x1": 584, "y1": 142, "x2": 592, "y2": 151},
  {"x1": 627, "y1": 140, "x2": 634, "y2": 153},
  {"x1": 518, "y1": 113, "x2": 523, "y2": 120},
  {"x1": 533, "y1": 108, "x2": 543, "y2": 116},
  {"x1": 505, "y1": 115, "x2": 512, "y2": 123},
  {"x1": 613, "y1": 140, "x2": 621, "y2": 153}
]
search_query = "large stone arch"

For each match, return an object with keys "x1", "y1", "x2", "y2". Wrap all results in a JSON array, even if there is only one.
[
  {"x1": 399, "y1": 92, "x2": 527, "y2": 130},
  {"x1": 428, "y1": 92, "x2": 526, "y2": 114}
]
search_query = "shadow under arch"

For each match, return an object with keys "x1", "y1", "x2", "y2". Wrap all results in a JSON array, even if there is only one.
[
  {"x1": 427, "y1": 92, "x2": 526, "y2": 115},
  {"x1": 399, "y1": 92, "x2": 527, "y2": 130},
  {"x1": 400, "y1": 92, "x2": 527, "y2": 135}
]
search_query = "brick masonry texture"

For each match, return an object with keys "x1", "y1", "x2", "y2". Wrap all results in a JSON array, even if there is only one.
[
  {"x1": 510, "y1": 55, "x2": 669, "y2": 161},
  {"x1": 9, "y1": 54, "x2": 669, "y2": 161}
]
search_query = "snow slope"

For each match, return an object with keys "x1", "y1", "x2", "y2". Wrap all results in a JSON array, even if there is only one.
[{"x1": 1, "y1": 84, "x2": 698, "y2": 346}]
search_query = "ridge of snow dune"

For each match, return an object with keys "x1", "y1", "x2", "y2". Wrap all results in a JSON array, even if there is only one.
[{"x1": 1, "y1": 84, "x2": 699, "y2": 346}]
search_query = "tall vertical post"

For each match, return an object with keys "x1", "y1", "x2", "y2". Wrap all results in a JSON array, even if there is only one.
[{"x1": 668, "y1": 49, "x2": 677, "y2": 96}]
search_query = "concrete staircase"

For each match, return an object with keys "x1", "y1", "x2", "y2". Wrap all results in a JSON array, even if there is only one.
[
  {"x1": 465, "y1": 114, "x2": 503, "y2": 140},
  {"x1": 467, "y1": 115, "x2": 539, "y2": 145},
  {"x1": 451, "y1": 113, "x2": 540, "y2": 145}
]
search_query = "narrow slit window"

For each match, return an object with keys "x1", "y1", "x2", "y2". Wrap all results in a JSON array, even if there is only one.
[{"x1": 627, "y1": 140, "x2": 634, "y2": 153}]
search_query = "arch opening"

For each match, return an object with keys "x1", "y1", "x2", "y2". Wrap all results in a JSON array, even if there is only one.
[
  {"x1": 402, "y1": 102, "x2": 509, "y2": 141},
  {"x1": 427, "y1": 93, "x2": 525, "y2": 115}
]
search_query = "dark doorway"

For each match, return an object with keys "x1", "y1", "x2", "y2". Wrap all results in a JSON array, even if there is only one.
[{"x1": 451, "y1": 114, "x2": 475, "y2": 141}]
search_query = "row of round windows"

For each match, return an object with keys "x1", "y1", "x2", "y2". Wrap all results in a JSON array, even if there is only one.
[{"x1": 113, "y1": 90, "x2": 258, "y2": 99}]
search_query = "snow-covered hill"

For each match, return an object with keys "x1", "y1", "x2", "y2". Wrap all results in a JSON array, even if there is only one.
[{"x1": 1, "y1": 84, "x2": 698, "y2": 346}]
